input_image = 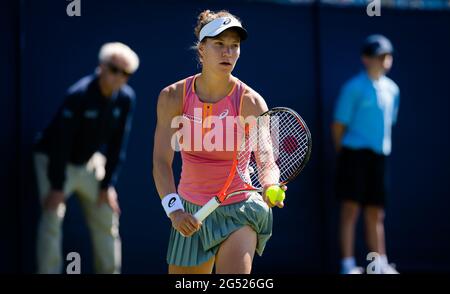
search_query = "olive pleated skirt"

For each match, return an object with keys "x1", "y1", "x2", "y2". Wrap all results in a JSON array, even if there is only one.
[{"x1": 167, "y1": 193, "x2": 273, "y2": 267}]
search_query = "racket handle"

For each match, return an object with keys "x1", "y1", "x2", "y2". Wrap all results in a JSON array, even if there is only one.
[{"x1": 194, "y1": 197, "x2": 221, "y2": 222}]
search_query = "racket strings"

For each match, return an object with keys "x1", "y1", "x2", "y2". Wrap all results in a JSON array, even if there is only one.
[
  {"x1": 237, "y1": 110, "x2": 310, "y2": 189},
  {"x1": 269, "y1": 111, "x2": 309, "y2": 182}
]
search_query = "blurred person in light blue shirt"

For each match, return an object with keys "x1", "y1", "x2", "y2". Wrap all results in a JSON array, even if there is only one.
[
  {"x1": 334, "y1": 66, "x2": 400, "y2": 156},
  {"x1": 332, "y1": 34, "x2": 400, "y2": 274}
]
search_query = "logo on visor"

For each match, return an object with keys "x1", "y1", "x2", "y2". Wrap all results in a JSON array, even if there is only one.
[{"x1": 223, "y1": 18, "x2": 231, "y2": 25}]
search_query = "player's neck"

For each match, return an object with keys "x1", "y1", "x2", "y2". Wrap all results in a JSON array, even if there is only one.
[{"x1": 196, "y1": 71, "x2": 234, "y2": 103}]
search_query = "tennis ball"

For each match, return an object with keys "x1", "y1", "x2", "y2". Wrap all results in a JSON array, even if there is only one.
[{"x1": 266, "y1": 185, "x2": 285, "y2": 205}]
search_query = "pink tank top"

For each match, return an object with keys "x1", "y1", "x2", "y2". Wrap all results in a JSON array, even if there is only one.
[{"x1": 177, "y1": 74, "x2": 249, "y2": 206}]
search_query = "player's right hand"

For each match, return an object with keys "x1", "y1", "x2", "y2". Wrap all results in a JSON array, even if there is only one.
[
  {"x1": 43, "y1": 190, "x2": 65, "y2": 210},
  {"x1": 169, "y1": 210, "x2": 202, "y2": 237}
]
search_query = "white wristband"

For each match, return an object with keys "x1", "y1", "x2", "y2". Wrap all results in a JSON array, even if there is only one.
[{"x1": 161, "y1": 193, "x2": 185, "y2": 217}]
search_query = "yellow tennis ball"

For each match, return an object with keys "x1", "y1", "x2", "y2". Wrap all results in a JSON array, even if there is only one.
[{"x1": 266, "y1": 186, "x2": 285, "y2": 205}]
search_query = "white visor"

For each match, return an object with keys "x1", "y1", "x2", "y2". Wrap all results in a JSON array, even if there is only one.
[{"x1": 199, "y1": 16, "x2": 248, "y2": 42}]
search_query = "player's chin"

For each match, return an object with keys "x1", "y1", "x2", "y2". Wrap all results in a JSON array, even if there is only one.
[{"x1": 217, "y1": 63, "x2": 235, "y2": 73}]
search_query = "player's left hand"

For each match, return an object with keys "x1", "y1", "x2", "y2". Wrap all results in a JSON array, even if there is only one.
[
  {"x1": 262, "y1": 185, "x2": 287, "y2": 209},
  {"x1": 98, "y1": 186, "x2": 121, "y2": 215}
]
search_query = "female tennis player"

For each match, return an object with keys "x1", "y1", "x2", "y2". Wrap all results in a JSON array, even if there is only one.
[{"x1": 153, "y1": 10, "x2": 286, "y2": 274}]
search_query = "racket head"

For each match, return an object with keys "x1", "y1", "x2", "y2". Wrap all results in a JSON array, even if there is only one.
[{"x1": 236, "y1": 107, "x2": 312, "y2": 189}]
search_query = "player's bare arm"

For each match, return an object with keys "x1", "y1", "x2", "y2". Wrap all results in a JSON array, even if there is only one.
[{"x1": 153, "y1": 81, "x2": 201, "y2": 237}]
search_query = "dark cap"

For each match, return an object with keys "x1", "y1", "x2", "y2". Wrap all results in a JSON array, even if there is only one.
[{"x1": 361, "y1": 34, "x2": 394, "y2": 57}]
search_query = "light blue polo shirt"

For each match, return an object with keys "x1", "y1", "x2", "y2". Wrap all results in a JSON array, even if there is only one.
[{"x1": 334, "y1": 71, "x2": 400, "y2": 155}]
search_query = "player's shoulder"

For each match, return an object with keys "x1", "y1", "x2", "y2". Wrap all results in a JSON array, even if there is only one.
[
  {"x1": 240, "y1": 80, "x2": 265, "y2": 106},
  {"x1": 238, "y1": 79, "x2": 268, "y2": 116},
  {"x1": 158, "y1": 77, "x2": 187, "y2": 109},
  {"x1": 159, "y1": 77, "x2": 186, "y2": 100}
]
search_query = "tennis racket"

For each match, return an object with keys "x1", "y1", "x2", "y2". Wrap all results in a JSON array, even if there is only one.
[{"x1": 193, "y1": 107, "x2": 312, "y2": 222}]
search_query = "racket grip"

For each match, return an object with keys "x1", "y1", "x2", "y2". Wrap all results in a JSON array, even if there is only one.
[{"x1": 194, "y1": 197, "x2": 221, "y2": 222}]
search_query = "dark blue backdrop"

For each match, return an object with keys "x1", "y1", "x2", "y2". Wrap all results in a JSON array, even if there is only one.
[{"x1": 1, "y1": 0, "x2": 449, "y2": 273}]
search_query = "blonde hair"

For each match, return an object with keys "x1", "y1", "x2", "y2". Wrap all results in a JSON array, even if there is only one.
[{"x1": 98, "y1": 42, "x2": 140, "y2": 74}]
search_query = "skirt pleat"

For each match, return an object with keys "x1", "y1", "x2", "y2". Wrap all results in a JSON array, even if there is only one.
[{"x1": 167, "y1": 193, "x2": 273, "y2": 267}]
